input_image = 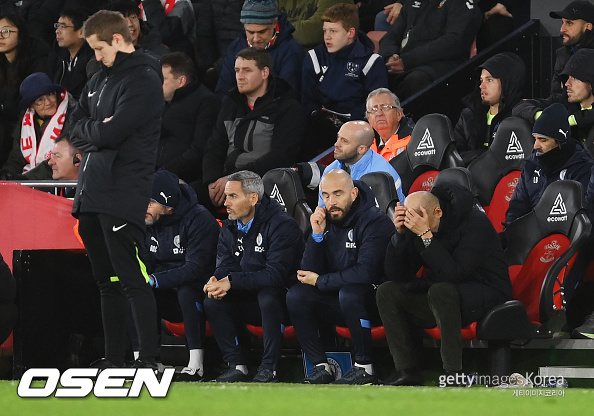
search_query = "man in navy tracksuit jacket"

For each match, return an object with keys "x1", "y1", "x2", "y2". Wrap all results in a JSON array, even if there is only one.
[
  {"x1": 203, "y1": 170, "x2": 304, "y2": 383},
  {"x1": 141, "y1": 170, "x2": 219, "y2": 382},
  {"x1": 287, "y1": 169, "x2": 394, "y2": 385}
]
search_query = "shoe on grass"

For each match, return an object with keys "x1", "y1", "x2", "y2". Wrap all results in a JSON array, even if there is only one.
[{"x1": 331, "y1": 366, "x2": 377, "y2": 385}]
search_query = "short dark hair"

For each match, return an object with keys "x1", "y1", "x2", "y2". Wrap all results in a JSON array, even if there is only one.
[
  {"x1": 110, "y1": 0, "x2": 141, "y2": 17},
  {"x1": 83, "y1": 10, "x2": 132, "y2": 44},
  {"x1": 236, "y1": 47, "x2": 273, "y2": 72},
  {"x1": 322, "y1": 3, "x2": 359, "y2": 32},
  {"x1": 60, "y1": 7, "x2": 90, "y2": 30},
  {"x1": 55, "y1": 133, "x2": 82, "y2": 156},
  {"x1": 162, "y1": 52, "x2": 196, "y2": 84}
]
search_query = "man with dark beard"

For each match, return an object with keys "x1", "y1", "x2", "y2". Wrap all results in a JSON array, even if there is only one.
[{"x1": 287, "y1": 169, "x2": 394, "y2": 385}]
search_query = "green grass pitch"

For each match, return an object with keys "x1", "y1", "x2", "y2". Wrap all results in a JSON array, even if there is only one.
[{"x1": 2, "y1": 381, "x2": 592, "y2": 416}]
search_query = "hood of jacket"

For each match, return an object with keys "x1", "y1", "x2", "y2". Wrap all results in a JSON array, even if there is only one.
[
  {"x1": 560, "y1": 47, "x2": 594, "y2": 86},
  {"x1": 431, "y1": 182, "x2": 475, "y2": 234}
]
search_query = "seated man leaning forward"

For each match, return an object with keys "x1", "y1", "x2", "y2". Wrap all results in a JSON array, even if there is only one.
[
  {"x1": 376, "y1": 184, "x2": 511, "y2": 386},
  {"x1": 203, "y1": 170, "x2": 304, "y2": 383},
  {"x1": 287, "y1": 169, "x2": 394, "y2": 385}
]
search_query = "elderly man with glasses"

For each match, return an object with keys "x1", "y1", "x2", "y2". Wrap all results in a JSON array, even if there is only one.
[{"x1": 366, "y1": 87, "x2": 415, "y2": 162}]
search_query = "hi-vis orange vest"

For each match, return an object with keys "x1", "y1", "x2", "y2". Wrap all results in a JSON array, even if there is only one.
[{"x1": 370, "y1": 133, "x2": 412, "y2": 161}]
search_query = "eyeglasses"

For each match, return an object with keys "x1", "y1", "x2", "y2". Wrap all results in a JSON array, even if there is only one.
[
  {"x1": 54, "y1": 23, "x2": 75, "y2": 30},
  {"x1": 0, "y1": 28, "x2": 17, "y2": 39},
  {"x1": 33, "y1": 93, "x2": 56, "y2": 106},
  {"x1": 366, "y1": 105, "x2": 398, "y2": 115}
]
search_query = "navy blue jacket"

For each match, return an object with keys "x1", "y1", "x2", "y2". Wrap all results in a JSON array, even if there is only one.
[
  {"x1": 215, "y1": 194, "x2": 304, "y2": 291},
  {"x1": 506, "y1": 143, "x2": 593, "y2": 224},
  {"x1": 302, "y1": 31, "x2": 388, "y2": 120},
  {"x1": 215, "y1": 13, "x2": 303, "y2": 95},
  {"x1": 301, "y1": 181, "x2": 394, "y2": 292},
  {"x1": 144, "y1": 184, "x2": 219, "y2": 289}
]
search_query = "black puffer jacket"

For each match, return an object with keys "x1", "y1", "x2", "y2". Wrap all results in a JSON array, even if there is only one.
[
  {"x1": 454, "y1": 52, "x2": 526, "y2": 166},
  {"x1": 69, "y1": 49, "x2": 164, "y2": 229}
]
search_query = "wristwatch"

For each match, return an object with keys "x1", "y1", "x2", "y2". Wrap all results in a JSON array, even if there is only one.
[{"x1": 422, "y1": 237, "x2": 432, "y2": 248}]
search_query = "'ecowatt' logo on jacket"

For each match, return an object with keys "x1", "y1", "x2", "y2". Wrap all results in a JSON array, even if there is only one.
[{"x1": 414, "y1": 129, "x2": 436, "y2": 157}]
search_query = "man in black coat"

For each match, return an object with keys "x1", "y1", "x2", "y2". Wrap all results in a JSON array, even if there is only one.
[
  {"x1": 0, "y1": 252, "x2": 17, "y2": 348},
  {"x1": 157, "y1": 52, "x2": 221, "y2": 187},
  {"x1": 454, "y1": 52, "x2": 526, "y2": 166},
  {"x1": 69, "y1": 10, "x2": 164, "y2": 371},
  {"x1": 376, "y1": 183, "x2": 511, "y2": 386}
]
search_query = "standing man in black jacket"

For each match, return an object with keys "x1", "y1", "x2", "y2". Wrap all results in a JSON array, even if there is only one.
[
  {"x1": 376, "y1": 184, "x2": 511, "y2": 386},
  {"x1": 69, "y1": 10, "x2": 164, "y2": 371}
]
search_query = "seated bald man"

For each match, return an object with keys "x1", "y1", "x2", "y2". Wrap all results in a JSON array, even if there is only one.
[
  {"x1": 376, "y1": 183, "x2": 511, "y2": 386},
  {"x1": 287, "y1": 169, "x2": 394, "y2": 385},
  {"x1": 318, "y1": 120, "x2": 405, "y2": 206}
]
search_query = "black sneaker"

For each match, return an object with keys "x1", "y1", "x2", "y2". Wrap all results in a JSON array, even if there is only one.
[
  {"x1": 573, "y1": 313, "x2": 594, "y2": 339},
  {"x1": 301, "y1": 365, "x2": 334, "y2": 384},
  {"x1": 90, "y1": 358, "x2": 119, "y2": 369},
  {"x1": 331, "y1": 366, "x2": 377, "y2": 385},
  {"x1": 215, "y1": 367, "x2": 249, "y2": 383},
  {"x1": 132, "y1": 358, "x2": 159, "y2": 374},
  {"x1": 381, "y1": 368, "x2": 423, "y2": 386},
  {"x1": 252, "y1": 366, "x2": 278, "y2": 383},
  {"x1": 174, "y1": 367, "x2": 204, "y2": 382}
]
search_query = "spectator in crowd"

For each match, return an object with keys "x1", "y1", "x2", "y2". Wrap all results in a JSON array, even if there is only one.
[
  {"x1": 142, "y1": 170, "x2": 219, "y2": 382},
  {"x1": 0, "y1": 252, "x2": 17, "y2": 349},
  {"x1": 378, "y1": 0, "x2": 482, "y2": 100},
  {"x1": 141, "y1": 0, "x2": 196, "y2": 59},
  {"x1": 157, "y1": 51, "x2": 221, "y2": 187},
  {"x1": 69, "y1": 10, "x2": 164, "y2": 371},
  {"x1": 278, "y1": 0, "x2": 344, "y2": 49},
  {"x1": 506, "y1": 103, "x2": 593, "y2": 225},
  {"x1": 287, "y1": 169, "x2": 394, "y2": 384},
  {"x1": 301, "y1": 3, "x2": 387, "y2": 158},
  {"x1": 454, "y1": 52, "x2": 526, "y2": 166},
  {"x1": 372, "y1": 1, "x2": 402, "y2": 31},
  {"x1": 216, "y1": 0, "x2": 303, "y2": 95},
  {"x1": 203, "y1": 170, "x2": 304, "y2": 382},
  {"x1": 193, "y1": 0, "x2": 243, "y2": 89},
  {"x1": 110, "y1": 0, "x2": 169, "y2": 56},
  {"x1": 22, "y1": 133, "x2": 82, "y2": 185},
  {"x1": 317, "y1": 120, "x2": 405, "y2": 206},
  {"x1": 0, "y1": 12, "x2": 49, "y2": 167},
  {"x1": 514, "y1": 49, "x2": 594, "y2": 154},
  {"x1": 366, "y1": 87, "x2": 414, "y2": 161},
  {"x1": 549, "y1": 1, "x2": 594, "y2": 102},
  {"x1": 477, "y1": 1, "x2": 515, "y2": 52},
  {"x1": 202, "y1": 47, "x2": 304, "y2": 209},
  {"x1": 376, "y1": 184, "x2": 511, "y2": 385},
  {"x1": 46, "y1": 8, "x2": 93, "y2": 100},
  {"x1": 0, "y1": 72, "x2": 73, "y2": 178}
]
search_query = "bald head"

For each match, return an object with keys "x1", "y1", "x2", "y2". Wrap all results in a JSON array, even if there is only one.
[
  {"x1": 334, "y1": 121, "x2": 375, "y2": 165},
  {"x1": 320, "y1": 169, "x2": 358, "y2": 222},
  {"x1": 404, "y1": 191, "x2": 442, "y2": 231}
]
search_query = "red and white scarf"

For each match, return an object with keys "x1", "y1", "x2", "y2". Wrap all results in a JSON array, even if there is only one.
[{"x1": 20, "y1": 90, "x2": 68, "y2": 172}]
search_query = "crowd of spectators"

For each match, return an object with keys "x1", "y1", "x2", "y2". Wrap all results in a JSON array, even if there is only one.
[{"x1": 4, "y1": 0, "x2": 594, "y2": 385}]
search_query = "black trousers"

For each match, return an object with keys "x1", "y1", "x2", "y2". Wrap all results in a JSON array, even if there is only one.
[
  {"x1": 376, "y1": 281, "x2": 463, "y2": 371},
  {"x1": 204, "y1": 286, "x2": 287, "y2": 371},
  {"x1": 286, "y1": 284, "x2": 380, "y2": 365},
  {"x1": 78, "y1": 213, "x2": 158, "y2": 365}
]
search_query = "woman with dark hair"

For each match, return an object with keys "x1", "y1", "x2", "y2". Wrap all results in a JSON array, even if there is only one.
[{"x1": 0, "y1": 13, "x2": 49, "y2": 167}]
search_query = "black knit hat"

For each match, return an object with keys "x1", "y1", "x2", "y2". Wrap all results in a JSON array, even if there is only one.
[
  {"x1": 19, "y1": 72, "x2": 63, "y2": 110},
  {"x1": 240, "y1": 0, "x2": 278, "y2": 24},
  {"x1": 533, "y1": 103, "x2": 571, "y2": 143},
  {"x1": 550, "y1": 1, "x2": 594, "y2": 23},
  {"x1": 151, "y1": 170, "x2": 181, "y2": 208}
]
